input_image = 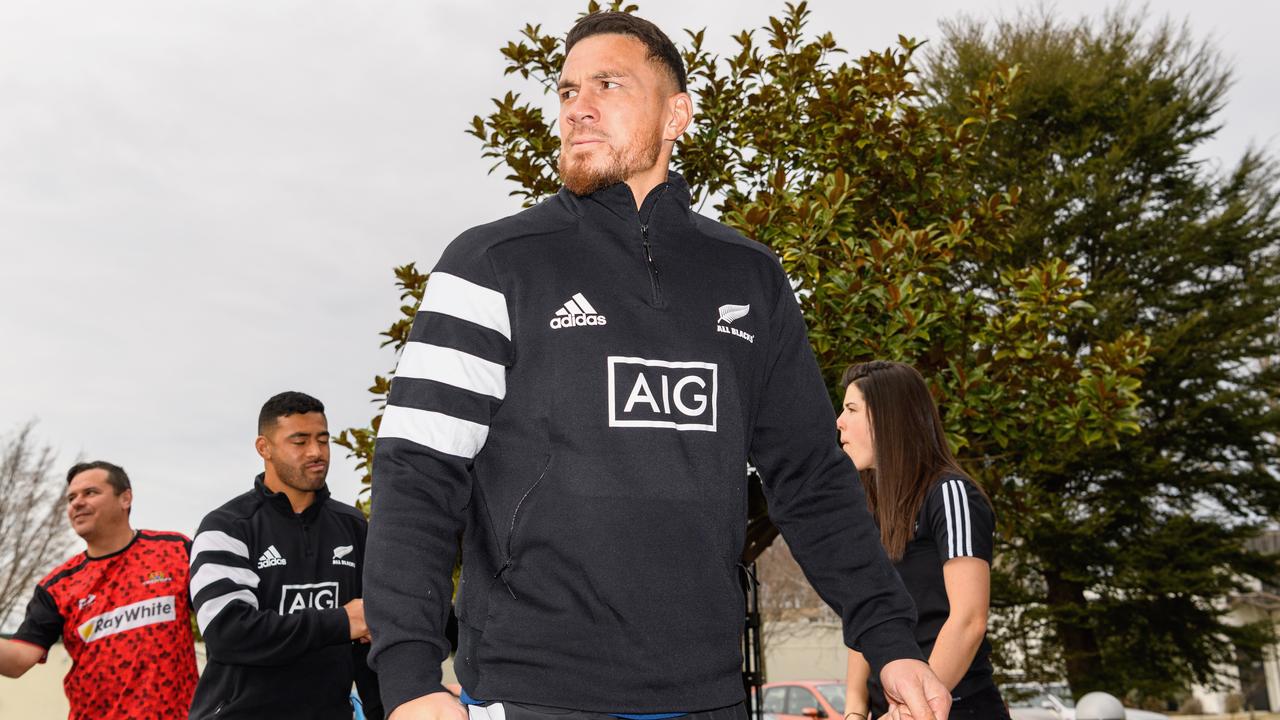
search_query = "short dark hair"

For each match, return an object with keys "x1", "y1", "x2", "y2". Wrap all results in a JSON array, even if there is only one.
[
  {"x1": 66, "y1": 461, "x2": 131, "y2": 495},
  {"x1": 566, "y1": 12, "x2": 687, "y2": 93},
  {"x1": 258, "y1": 391, "x2": 326, "y2": 435}
]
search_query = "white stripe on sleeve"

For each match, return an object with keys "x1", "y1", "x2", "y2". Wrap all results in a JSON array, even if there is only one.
[
  {"x1": 190, "y1": 530, "x2": 250, "y2": 565},
  {"x1": 196, "y1": 589, "x2": 259, "y2": 634},
  {"x1": 378, "y1": 404, "x2": 490, "y2": 459},
  {"x1": 419, "y1": 272, "x2": 511, "y2": 340},
  {"x1": 190, "y1": 563, "x2": 261, "y2": 599},
  {"x1": 955, "y1": 480, "x2": 974, "y2": 556},
  {"x1": 395, "y1": 342, "x2": 506, "y2": 400},
  {"x1": 941, "y1": 481, "x2": 957, "y2": 559}
]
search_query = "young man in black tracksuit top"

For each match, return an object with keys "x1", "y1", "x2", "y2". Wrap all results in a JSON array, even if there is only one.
[
  {"x1": 188, "y1": 392, "x2": 384, "y2": 719},
  {"x1": 365, "y1": 13, "x2": 950, "y2": 720}
]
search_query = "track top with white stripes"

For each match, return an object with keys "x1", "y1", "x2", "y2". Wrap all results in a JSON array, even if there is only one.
[
  {"x1": 365, "y1": 171, "x2": 923, "y2": 714},
  {"x1": 875, "y1": 473, "x2": 997, "y2": 703},
  {"x1": 187, "y1": 476, "x2": 382, "y2": 719}
]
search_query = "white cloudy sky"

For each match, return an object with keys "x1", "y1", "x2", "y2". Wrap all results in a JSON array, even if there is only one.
[{"x1": 1, "y1": 0, "x2": 1275, "y2": 545}]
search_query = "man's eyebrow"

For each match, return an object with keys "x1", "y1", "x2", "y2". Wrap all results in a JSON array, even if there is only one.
[{"x1": 557, "y1": 70, "x2": 628, "y2": 90}]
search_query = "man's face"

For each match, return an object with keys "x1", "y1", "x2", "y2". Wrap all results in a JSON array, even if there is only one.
[
  {"x1": 557, "y1": 33, "x2": 671, "y2": 195},
  {"x1": 66, "y1": 469, "x2": 131, "y2": 540},
  {"x1": 259, "y1": 412, "x2": 330, "y2": 493}
]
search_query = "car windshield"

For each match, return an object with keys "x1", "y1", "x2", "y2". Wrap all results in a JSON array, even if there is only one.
[
  {"x1": 1004, "y1": 687, "x2": 1075, "y2": 709},
  {"x1": 816, "y1": 684, "x2": 846, "y2": 711}
]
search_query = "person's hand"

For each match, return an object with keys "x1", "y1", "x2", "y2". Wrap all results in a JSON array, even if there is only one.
[
  {"x1": 389, "y1": 692, "x2": 468, "y2": 720},
  {"x1": 879, "y1": 658, "x2": 951, "y2": 720},
  {"x1": 343, "y1": 599, "x2": 370, "y2": 642}
]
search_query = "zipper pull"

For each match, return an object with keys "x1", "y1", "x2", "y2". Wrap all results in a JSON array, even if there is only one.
[{"x1": 494, "y1": 558, "x2": 517, "y2": 599}]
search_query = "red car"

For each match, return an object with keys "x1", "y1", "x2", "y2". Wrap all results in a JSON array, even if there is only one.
[{"x1": 761, "y1": 680, "x2": 846, "y2": 720}]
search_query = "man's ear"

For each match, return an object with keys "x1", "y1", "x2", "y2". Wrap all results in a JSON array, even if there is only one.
[
  {"x1": 119, "y1": 488, "x2": 133, "y2": 512},
  {"x1": 255, "y1": 435, "x2": 270, "y2": 461},
  {"x1": 664, "y1": 92, "x2": 693, "y2": 142}
]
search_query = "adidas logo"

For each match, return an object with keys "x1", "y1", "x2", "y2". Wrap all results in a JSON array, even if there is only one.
[
  {"x1": 257, "y1": 545, "x2": 288, "y2": 569},
  {"x1": 550, "y1": 292, "x2": 607, "y2": 329}
]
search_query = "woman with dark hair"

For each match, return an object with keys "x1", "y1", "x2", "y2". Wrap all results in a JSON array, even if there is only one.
[{"x1": 838, "y1": 361, "x2": 1009, "y2": 720}]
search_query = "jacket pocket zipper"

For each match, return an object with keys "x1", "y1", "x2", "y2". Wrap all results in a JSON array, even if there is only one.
[{"x1": 494, "y1": 455, "x2": 552, "y2": 599}]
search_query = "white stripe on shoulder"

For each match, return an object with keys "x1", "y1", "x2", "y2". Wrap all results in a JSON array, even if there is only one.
[
  {"x1": 395, "y1": 342, "x2": 506, "y2": 400},
  {"x1": 419, "y1": 272, "x2": 511, "y2": 340},
  {"x1": 955, "y1": 480, "x2": 974, "y2": 556},
  {"x1": 941, "y1": 481, "x2": 957, "y2": 559},
  {"x1": 190, "y1": 530, "x2": 250, "y2": 564},
  {"x1": 190, "y1": 562, "x2": 260, "y2": 599},
  {"x1": 378, "y1": 404, "x2": 490, "y2": 459},
  {"x1": 196, "y1": 589, "x2": 258, "y2": 635}
]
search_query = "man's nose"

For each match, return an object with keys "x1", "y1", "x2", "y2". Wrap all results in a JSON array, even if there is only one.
[{"x1": 566, "y1": 97, "x2": 597, "y2": 126}]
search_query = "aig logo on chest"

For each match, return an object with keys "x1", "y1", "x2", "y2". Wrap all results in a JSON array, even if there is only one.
[
  {"x1": 279, "y1": 582, "x2": 340, "y2": 615},
  {"x1": 607, "y1": 356, "x2": 718, "y2": 431}
]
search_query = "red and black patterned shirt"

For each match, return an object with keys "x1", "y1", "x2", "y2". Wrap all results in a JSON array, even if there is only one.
[{"x1": 14, "y1": 530, "x2": 198, "y2": 720}]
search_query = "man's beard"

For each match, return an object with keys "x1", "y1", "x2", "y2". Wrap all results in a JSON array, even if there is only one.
[
  {"x1": 274, "y1": 460, "x2": 327, "y2": 494},
  {"x1": 558, "y1": 129, "x2": 663, "y2": 196}
]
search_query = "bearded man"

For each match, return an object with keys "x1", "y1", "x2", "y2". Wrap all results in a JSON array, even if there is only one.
[
  {"x1": 188, "y1": 391, "x2": 383, "y2": 719},
  {"x1": 365, "y1": 11, "x2": 951, "y2": 720}
]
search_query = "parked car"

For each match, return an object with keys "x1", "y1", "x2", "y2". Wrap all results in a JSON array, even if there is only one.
[
  {"x1": 760, "y1": 680, "x2": 845, "y2": 720},
  {"x1": 1005, "y1": 685, "x2": 1168, "y2": 720}
]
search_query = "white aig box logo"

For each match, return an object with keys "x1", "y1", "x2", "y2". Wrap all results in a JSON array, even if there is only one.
[
  {"x1": 607, "y1": 356, "x2": 718, "y2": 431},
  {"x1": 279, "y1": 582, "x2": 340, "y2": 614}
]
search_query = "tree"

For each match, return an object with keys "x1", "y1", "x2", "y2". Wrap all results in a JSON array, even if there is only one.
[
  {"x1": 339, "y1": 0, "x2": 1149, "y2": 673},
  {"x1": 0, "y1": 422, "x2": 74, "y2": 631},
  {"x1": 923, "y1": 7, "x2": 1280, "y2": 701}
]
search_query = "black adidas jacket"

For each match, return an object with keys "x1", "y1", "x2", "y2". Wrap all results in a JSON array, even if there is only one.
[
  {"x1": 188, "y1": 476, "x2": 383, "y2": 719},
  {"x1": 365, "y1": 173, "x2": 922, "y2": 714}
]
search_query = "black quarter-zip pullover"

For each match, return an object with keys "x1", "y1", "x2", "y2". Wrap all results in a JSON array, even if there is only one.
[
  {"x1": 365, "y1": 173, "x2": 922, "y2": 715},
  {"x1": 188, "y1": 477, "x2": 383, "y2": 719}
]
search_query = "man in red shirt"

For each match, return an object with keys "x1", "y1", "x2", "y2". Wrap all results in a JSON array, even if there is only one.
[{"x1": 0, "y1": 461, "x2": 198, "y2": 719}]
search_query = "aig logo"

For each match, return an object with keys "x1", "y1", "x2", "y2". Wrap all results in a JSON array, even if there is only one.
[
  {"x1": 607, "y1": 356, "x2": 718, "y2": 431},
  {"x1": 279, "y1": 582, "x2": 340, "y2": 615}
]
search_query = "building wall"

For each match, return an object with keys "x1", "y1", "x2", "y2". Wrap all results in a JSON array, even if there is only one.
[{"x1": 763, "y1": 620, "x2": 847, "y2": 682}]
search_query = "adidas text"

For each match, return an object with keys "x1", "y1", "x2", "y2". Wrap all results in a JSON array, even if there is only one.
[{"x1": 551, "y1": 314, "x2": 607, "y2": 329}]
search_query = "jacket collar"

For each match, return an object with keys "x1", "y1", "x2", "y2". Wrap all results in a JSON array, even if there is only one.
[
  {"x1": 563, "y1": 170, "x2": 693, "y2": 226},
  {"x1": 254, "y1": 473, "x2": 329, "y2": 522}
]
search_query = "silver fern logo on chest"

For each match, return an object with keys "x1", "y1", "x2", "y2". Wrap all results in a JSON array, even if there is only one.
[{"x1": 716, "y1": 303, "x2": 754, "y2": 343}]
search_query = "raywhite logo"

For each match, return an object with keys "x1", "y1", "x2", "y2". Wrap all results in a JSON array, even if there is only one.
[
  {"x1": 332, "y1": 544, "x2": 356, "y2": 568},
  {"x1": 76, "y1": 596, "x2": 176, "y2": 643},
  {"x1": 716, "y1": 303, "x2": 754, "y2": 343},
  {"x1": 607, "y1": 357, "x2": 718, "y2": 431},
  {"x1": 257, "y1": 545, "x2": 287, "y2": 569},
  {"x1": 550, "y1": 293, "x2": 607, "y2": 329},
  {"x1": 280, "y1": 582, "x2": 340, "y2": 614}
]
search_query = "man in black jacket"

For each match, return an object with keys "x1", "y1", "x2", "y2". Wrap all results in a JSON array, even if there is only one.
[
  {"x1": 189, "y1": 391, "x2": 383, "y2": 719},
  {"x1": 365, "y1": 11, "x2": 949, "y2": 720}
]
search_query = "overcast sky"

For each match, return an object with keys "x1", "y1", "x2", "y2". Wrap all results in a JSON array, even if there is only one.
[{"x1": 1, "y1": 0, "x2": 1275, "y2": 548}]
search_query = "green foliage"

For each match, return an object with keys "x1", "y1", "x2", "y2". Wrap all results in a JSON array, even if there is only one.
[{"x1": 924, "y1": 6, "x2": 1280, "y2": 701}]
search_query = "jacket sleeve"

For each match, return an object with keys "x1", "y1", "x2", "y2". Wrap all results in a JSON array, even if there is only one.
[
  {"x1": 748, "y1": 265, "x2": 924, "y2": 677},
  {"x1": 365, "y1": 236, "x2": 513, "y2": 713},
  {"x1": 13, "y1": 585, "x2": 63, "y2": 656},
  {"x1": 925, "y1": 477, "x2": 995, "y2": 564},
  {"x1": 189, "y1": 516, "x2": 350, "y2": 666}
]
